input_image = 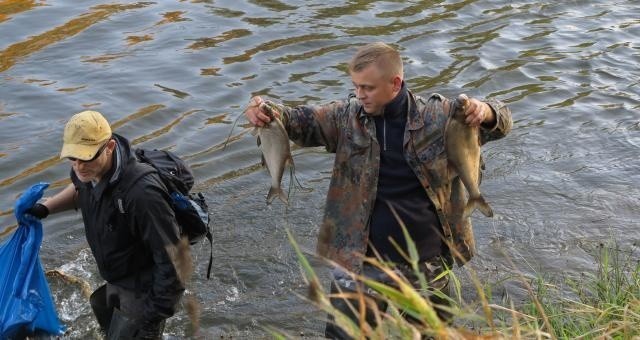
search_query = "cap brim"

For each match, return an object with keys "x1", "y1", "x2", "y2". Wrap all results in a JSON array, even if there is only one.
[{"x1": 60, "y1": 143, "x2": 102, "y2": 160}]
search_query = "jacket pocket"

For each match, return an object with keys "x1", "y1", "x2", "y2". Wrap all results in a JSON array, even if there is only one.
[
  {"x1": 98, "y1": 212, "x2": 136, "y2": 277},
  {"x1": 414, "y1": 133, "x2": 445, "y2": 164}
]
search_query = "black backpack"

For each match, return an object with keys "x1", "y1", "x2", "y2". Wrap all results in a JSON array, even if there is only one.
[{"x1": 115, "y1": 148, "x2": 213, "y2": 279}]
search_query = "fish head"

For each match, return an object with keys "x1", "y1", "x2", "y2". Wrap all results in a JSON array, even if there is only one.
[
  {"x1": 451, "y1": 94, "x2": 470, "y2": 121},
  {"x1": 260, "y1": 101, "x2": 280, "y2": 121}
]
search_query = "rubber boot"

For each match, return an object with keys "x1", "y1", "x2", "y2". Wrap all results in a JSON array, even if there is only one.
[
  {"x1": 107, "y1": 308, "x2": 138, "y2": 339},
  {"x1": 89, "y1": 284, "x2": 113, "y2": 333}
]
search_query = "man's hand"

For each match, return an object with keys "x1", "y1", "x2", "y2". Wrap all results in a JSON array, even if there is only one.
[
  {"x1": 25, "y1": 203, "x2": 49, "y2": 219},
  {"x1": 463, "y1": 97, "x2": 495, "y2": 127},
  {"x1": 244, "y1": 96, "x2": 280, "y2": 127}
]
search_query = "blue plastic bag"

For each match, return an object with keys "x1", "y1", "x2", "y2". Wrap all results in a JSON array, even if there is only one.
[{"x1": 0, "y1": 182, "x2": 65, "y2": 338}]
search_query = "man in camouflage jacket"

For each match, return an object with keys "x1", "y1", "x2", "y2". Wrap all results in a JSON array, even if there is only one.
[{"x1": 245, "y1": 42, "x2": 512, "y2": 339}]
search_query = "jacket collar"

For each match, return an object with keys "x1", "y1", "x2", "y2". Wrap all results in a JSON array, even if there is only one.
[
  {"x1": 406, "y1": 91, "x2": 424, "y2": 131},
  {"x1": 354, "y1": 89, "x2": 425, "y2": 131},
  {"x1": 79, "y1": 133, "x2": 136, "y2": 198},
  {"x1": 381, "y1": 81, "x2": 408, "y2": 120}
]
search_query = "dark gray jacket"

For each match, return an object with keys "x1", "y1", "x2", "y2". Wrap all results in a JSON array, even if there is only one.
[{"x1": 71, "y1": 133, "x2": 184, "y2": 323}]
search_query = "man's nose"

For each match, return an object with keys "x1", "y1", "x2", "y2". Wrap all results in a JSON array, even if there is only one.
[
  {"x1": 72, "y1": 160, "x2": 85, "y2": 169},
  {"x1": 355, "y1": 87, "x2": 365, "y2": 99}
]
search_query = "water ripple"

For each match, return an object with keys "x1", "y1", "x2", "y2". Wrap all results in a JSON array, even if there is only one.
[{"x1": 2, "y1": 0, "x2": 640, "y2": 337}]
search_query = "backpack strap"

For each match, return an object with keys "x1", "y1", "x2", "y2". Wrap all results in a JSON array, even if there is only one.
[
  {"x1": 110, "y1": 161, "x2": 156, "y2": 297},
  {"x1": 134, "y1": 148, "x2": 193, "y2": 194},
  {"x1": 202, "y1": 195, "x2": 213, "y2": 280},
  {"x1": 124, "y1": 152, "x2": 214, "y2": 280},
  {"x1": 205, "y1": 230, "x2": 213, "y2": 280},
  {"x1": 112, "y1": 162, "x2": 156, "y2": 214},
  {"x1": 189, "y1": 192, "x2": 213, "y2": 280}
]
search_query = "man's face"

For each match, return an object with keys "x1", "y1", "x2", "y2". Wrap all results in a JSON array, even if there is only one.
[
  {"x1": 70, "y1": 140, "x2": 114, "y2": 183},
  {"x1": 350, "y1": 64, "x2": 399, "y2": 115}
]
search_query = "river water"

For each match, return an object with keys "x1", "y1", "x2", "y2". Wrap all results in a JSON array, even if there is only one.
[{"x1": 1, "y1": 0, "x2": 639, "y2": 338}]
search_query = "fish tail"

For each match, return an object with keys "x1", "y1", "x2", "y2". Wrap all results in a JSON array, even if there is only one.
[
  {"x1": 463, "y1": 195, "x2": 494, "y2": 218},
  {"x1": 267, "y1": 186, "x2": 288, "y2": 205}
]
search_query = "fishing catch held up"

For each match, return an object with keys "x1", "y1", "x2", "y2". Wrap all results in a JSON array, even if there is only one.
[
  {"x1": 250, "y1": 101, "x2": 294, "y2": 205},
  {"x1": 445, "y1": 94, "x2": 494, "y2": 219}
]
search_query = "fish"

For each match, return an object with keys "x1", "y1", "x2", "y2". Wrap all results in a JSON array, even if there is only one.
[
  {"x1": 445, "y1": 94, "x2": 494, "y2": 219},
  {"x1": 252, "y1": 101, "x2": 293, "y2": 205},
  {"x1": 45, "y1": 269, "x2": 92, "y2": 299}
]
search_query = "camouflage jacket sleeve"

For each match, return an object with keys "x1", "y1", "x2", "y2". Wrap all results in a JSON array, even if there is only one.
[
  {"x1": 265, "y1": 100, "x2": 347, "y2": 153},
  {"x1": 440, "y1": 97, "x2": 512, "y2": 144},
  {"x1": 479, "y1": 99, "x2": 512, "y2": 144}
]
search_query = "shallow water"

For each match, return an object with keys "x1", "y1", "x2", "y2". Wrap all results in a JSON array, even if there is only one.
[{"x1": 1, "y1": 0, "x2": 639, "y2": 338}]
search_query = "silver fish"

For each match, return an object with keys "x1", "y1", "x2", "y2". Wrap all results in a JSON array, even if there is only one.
[
  {"x1": 252, "y1": 101, "x2": 293, "y2": 205},
  {"x1": 445, "y1": 94, "x2": 494, "y2": 219}
]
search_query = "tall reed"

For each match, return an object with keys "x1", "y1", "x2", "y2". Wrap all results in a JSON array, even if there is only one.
[{"x1": 283, "y1": 232, "x2": 639, "y2": 339}]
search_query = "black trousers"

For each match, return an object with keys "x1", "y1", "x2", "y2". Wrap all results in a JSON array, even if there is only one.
[
  {"x1": 90, "y1": 283, "x2": 165, "y2": 339},
  {"x1": 324, "y1": 259, "x2": 451, "y2": 340}
]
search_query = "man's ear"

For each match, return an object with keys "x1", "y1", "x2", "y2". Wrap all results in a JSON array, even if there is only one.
[
  {"x1": 107, "y1": 139, "x2": 117, "y2": 152},
  {"x1": 392, "y1": 75, "x2": 402, "y2": 92}
]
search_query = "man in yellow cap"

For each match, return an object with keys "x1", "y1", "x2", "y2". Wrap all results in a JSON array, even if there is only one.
[{"x1": 25, "y1": 110, "x2": 186, "y2": 339}]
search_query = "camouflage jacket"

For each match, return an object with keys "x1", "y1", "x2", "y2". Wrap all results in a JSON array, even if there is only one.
[{"x1": 271, "y1": 91, "x2": 512, "y2": 273}]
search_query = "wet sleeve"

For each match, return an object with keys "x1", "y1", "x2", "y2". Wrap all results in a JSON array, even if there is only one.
[
  {"x1": 130, "y1": 178, "x2": 185, "y2": 323},
  {"x1": 269, "y1": 100, "x2": 347, "y2": 153},
  {"x1": 439, "y1": 95, "x2": 512, "y2": 144}
]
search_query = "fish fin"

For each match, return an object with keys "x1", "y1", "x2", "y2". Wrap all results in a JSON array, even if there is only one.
[
  {"x1": 289, "y1": 159, "x2": 312, "y2": 193},
  {"x1": 252, "y1": 128, "x2": 260, "y2": 137},
  {"x1": 278, "y1": 188, "x2": 289, "y2": 205},
  {"x1": 261, "y1": 154, "x2": 267, "y2": 168},
  {"x1": 267, "y1": 187, "x2": 288, "y2": 205},
  {"x1": 463, "y1": 195, "x2": 494, "y2": 219},
  {"x1": 287, "y1": 163, "x2": 294, "y2": 199}
]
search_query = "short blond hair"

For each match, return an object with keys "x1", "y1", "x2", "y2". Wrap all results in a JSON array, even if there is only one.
[{"x1": 348, "y1": 42, "x2": 403, "y2": 79}]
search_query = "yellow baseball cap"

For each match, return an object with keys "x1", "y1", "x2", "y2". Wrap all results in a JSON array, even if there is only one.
[{"x1": 60, "y1": 110, "x2": 112, "y2": 160}]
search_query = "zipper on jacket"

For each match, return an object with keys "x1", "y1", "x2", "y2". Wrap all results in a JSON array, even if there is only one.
[{"x1": 383, "y1": 117, "x2": 387, "y2": 151}]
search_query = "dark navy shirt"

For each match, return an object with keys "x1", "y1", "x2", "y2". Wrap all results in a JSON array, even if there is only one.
[{"x1": 367, "y1": 83, "x2": 444, "y2": 264}]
